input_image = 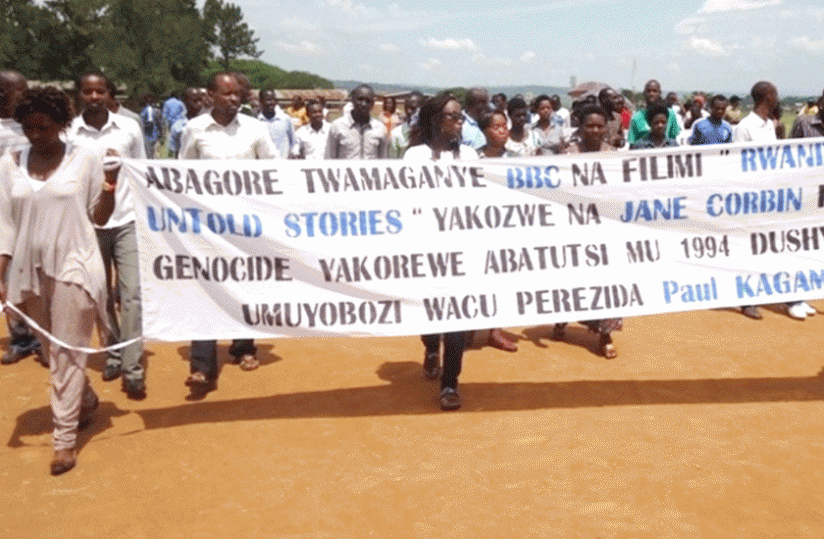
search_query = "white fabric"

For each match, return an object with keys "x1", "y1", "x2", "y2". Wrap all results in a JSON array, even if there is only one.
[
  {"x1": 0, "y1": 144, "x2": 107, "y2": 326},
  {"x1": 733, "y1": 111, "x2": 777, "y2": 143},
  {"x1": 0, "y1": 118, "x2": 28, "y2": 156},
  {"x1": 179, "y1": 112, "x2": 278, "y2": 160},
  {"x1": 291, "y1": 121, "x2": 331, "y2": 160},
  {"x1": 68, "y1": 112, "x2": 146, "y2": 229},
  {"x1": 121, "y1": 136, "x2": 824, "y2": 341},
  {"x1": 403, "y1": 144, "x2": 478, "y2": 162}
]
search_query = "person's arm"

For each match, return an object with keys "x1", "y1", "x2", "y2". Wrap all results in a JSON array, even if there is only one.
[
  {"x1": 668, "y1": 109, "x2": 681, "y2": 137},
  {"x1": 91, "y1": 151, "x2": 117, "y2": 226},
  {"x1": 377, "y1": 125, "x2": 388, "y2": 159},
  {"x1": 0, "y1": 158, "x2": 15, "y2": 302},
  {"x1": 324, "y1": 124, "x2": 339, "y2": 159}
]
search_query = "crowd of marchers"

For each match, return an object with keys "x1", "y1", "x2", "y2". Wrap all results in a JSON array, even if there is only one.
[{"x1": 2, "y1": 67, "x2": 824, "y2": 476}]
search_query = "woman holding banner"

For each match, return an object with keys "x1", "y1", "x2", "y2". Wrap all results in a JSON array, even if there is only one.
[
  {"x1": 0, "y1": 87, "x2": 116, "y2": 475},
  {"x1": 404, "y1": 92, "x2": 475, "y2": 410},
  {"x1": 553, "y1": 105, "x2": 622, "y2": 359}
]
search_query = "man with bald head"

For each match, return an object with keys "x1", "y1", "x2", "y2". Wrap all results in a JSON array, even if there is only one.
[
  {"x1": 0, "y1": 70, "x2": 29, "y2": 155},
  {"x1": 627, "y1": 79, "x2": 680, "y2": 144},
  {"x1": 461, "y1": 87, "x2": 489, "y2": 150},
  {"x1": 0, "y1": 70, "x2": 42, "y2": 365}
]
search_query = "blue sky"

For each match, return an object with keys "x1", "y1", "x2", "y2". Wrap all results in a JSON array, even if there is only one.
[{"x1": 233, "y1": 0, "x2": 824, "y2": 95}]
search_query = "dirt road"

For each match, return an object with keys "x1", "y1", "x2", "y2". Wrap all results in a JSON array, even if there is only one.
[{"x1": 2, "y1": 304, "x2": 824, "y2": 538}]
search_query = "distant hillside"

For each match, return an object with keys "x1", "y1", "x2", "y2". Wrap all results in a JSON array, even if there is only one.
[
  {"x1": 204, "y1": 60, "x2": 333, "y2": 90},
  {"x1": 332, "y1": 80, "x2": 569, "y2": 100}
]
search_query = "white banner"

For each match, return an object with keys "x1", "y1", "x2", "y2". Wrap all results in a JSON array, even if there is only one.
[{"x1": 123, "y1": 137, "x2": 824, "y2": 341}]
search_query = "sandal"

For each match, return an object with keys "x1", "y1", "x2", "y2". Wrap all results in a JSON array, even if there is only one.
[
  {"x1": 488, "y1": 328, "x2": 517, "y2": 352},
  {"x1": 600, "y1": 334, "x2": 617, "y2": 359},
  {"x1": 185, "y1": 371, "x2": 216, "y2": 389},
  {"x1": 239, "y1": 354, "x2": 259, "y2": 371}
]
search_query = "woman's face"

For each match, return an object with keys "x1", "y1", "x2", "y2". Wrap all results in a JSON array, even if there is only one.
[
  {"x1": 580, "y1": 112, "x2": 606, "y2": 148},
  {"x1": 484, "y1": 113, "x2": 509, "y2": 147},
  {"x1": 21, "y1": 112, "x2": 62, "y2": 150},
  {"x1": 438, "y1": 99, "x2": 464, "y2": 147},
  {"x1": 650, "y1": 112, "x2": 668, "y2": 138}
]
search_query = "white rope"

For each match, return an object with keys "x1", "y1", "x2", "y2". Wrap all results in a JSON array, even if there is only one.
[{"x1": 3, "y1": 302, "x2": 142, "y2": 354}]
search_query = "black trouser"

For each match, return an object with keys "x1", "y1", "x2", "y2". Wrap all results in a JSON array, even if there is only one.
[
  {"x1": 7, "y1": 318, "x2": 39, "y2": 354},
  {"x1": 421, "y1": 332, "x2": 468, "y2": 389},
  {"x1": 190, "y1": 339, "x2": 256, "y2": 378}
]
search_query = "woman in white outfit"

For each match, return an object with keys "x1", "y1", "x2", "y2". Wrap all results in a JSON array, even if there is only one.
[{"x1": 0, "y1": 87, "x2": 116, "y2": 475}]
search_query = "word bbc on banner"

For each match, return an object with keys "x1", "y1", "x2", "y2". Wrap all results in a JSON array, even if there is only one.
[{"x1": 122, "y1": 137, "x2": 824, "y2": 341}]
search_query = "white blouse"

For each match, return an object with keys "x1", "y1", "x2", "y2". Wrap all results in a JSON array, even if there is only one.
[{"x1": 0, "y1": 143, "x2": 107, "y2": 323}]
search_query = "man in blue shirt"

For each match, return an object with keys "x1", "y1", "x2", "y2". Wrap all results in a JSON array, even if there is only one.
[
  {"x1": 258, "y1": 88, "x2": 295, "y2": 158},
  {"x1": 162, "y1": 91, "x2": 185, "y2": 132},
  {"x1": 139, "y1": 91, "x2": 163, "y2": 158},
  {"x1": 168, "y1": 87, "x2": 204, "y2": 157},
  {"x1": 461, "y1": 87, "x2": 488, "y2": 150},
  {"x1": 690, "y1": 94, "x2": 733, "y2": 145}
]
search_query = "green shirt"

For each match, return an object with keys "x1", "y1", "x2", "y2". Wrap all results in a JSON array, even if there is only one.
[{"x1": 627, "y1": 108, "x2": 680, "y2": 143}]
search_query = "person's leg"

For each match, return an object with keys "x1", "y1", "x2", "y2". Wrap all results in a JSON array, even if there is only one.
[
  {"x1": 96, "y1": 227, "x2": 122, "y2": 380},
  {"x1": 111, "y1": 222, "x2": 144, "y2": 393},
  {"x1": 421, "y1": 334, "x2": 441, "y2": 380},
  {"x1": 439, "y1": 331, "x2": 467, "y2": 410},
  {"x1": 30, "y1": 274, "x2": 96, "y2": 474},
  {"x1": 189, "y1": 340, "x2": 218, "y2": 379}
]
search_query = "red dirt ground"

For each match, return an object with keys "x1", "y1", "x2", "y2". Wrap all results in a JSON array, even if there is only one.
[{"x1": 2, "y1": 303, "x2": 824, "y2": 538}]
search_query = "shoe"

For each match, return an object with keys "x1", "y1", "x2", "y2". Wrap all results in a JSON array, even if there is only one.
[
  {"x1": 238, "y1": 354, "x2": 259, "y2": 371},
  {"x1": 101, "y1": 364, "x2": 121, "y2": 381},
  {"x1": 2, "y1": 346, "x2": 31, "y2": 365},
  {"x1": 50, "y1": 448, "x2": 76, "y2": 476},
  {"x1": 741, "y1": 306, "x2": 763, "y2": 320},
  {"x1": 78, "y1": 393, "x2": 99, "y2": 430},
  {"x1": 423, "y1": 352, "x2": 441, "y2": 380},
  {"x1": 488, "y1": 329, "x2": 518, "y2": 352},
  {"x1": 439, "y1": 387, "x2": 461, "y2": 411},
  {"x1": 787, "y1": 303, "x2": 807, "y2": 320},
  {"x1": 185, "y1": 371, "x2": 216, "y2": 389},
  {"x1": 122, "y1": 378, "x2": 146, "y2": 400},
  {"x1": 802, "y1": 302, "x2": 816, "y2": 316}
]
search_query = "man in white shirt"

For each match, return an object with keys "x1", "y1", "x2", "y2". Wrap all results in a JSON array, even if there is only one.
[
  {"x1": 291, "y1": 99, "x2": 330, "y2": 160},
  {"x1": 325, "y1": 84, "x2": 387, "y2": 159},
  {"x1": 179, "y1": 71, "x2": 278, "y2": 394},
  {"x1": 69, "y1": 71, "x2": 147, "y2": 399},
  {"x1": 733, "y1": 81, "x2": 813, "y2": 321},
  {"x1": 258, "y1": 88, "x2": 295, "y2": 158},
  {"x1": 0, "y1": 70, "x2": 43, "y2": 365}
]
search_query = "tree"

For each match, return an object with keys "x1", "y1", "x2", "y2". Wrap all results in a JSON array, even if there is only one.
[
  {"x1": 203, "y1": 0, "x2": 262, "y2": 71},
  {"x1": 99, "y1": 0, "x2": 210, "y2": 95}
]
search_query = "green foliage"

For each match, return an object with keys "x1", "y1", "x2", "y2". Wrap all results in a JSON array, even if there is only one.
[
  {"x1": 202, "y1": 59, "x2": 333, "y2": 90},
  {"x1": 203, "y1": 0, "x2": 261, "y2": 70},
  {"x1": 99, "y1": 0, "x2": 210, "y2": 95}
]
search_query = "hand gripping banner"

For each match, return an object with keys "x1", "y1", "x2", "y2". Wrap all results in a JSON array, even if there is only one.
[{"x1": 121, "y1": 137, "x2": 824, "y2": 341}]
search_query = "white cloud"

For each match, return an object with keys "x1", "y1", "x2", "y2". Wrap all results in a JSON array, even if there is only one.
[
  {"x1": 520, "y1": 50, "x2": 536, "y2": 63},
  {"x1": 667, "y1": 62, "x2": 681, "y2": 74},
  {"x1": 688, "y1": 35, "x2": 729, "y2": 56},
  {"x1": 279, "y1": 17, "x2": 318, "y2": 32},
  {"x1": 378, "y1": 43, "x2": 399, "y2": 54},
  {"x1": 273, "y1": 40, "x2": 322, "y2": 55},
  {"x1": 359, "y1": 63, "x2": 373, "y2": 74},
  {"x1": 326, "y1": 0, "x2": 367, "y2": 16},
  {"x1": 674, "y1": 17, "x2": 705, "y2": 36},
  {"x1": 417, "y1": 58, "x2": 442, "y2": 71},
  {"x1": 699, "y1": 0, "x2": 781, "y2": 14},
  {"x1": 788, "y1": 36, "x2": 824, "y2": 54},
  {"x1": 421, "y1": 37, "x2": 478, "y2": 51},
  {"x1": 471, "y1": 53, "x2": 513, "y2": 68}
]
